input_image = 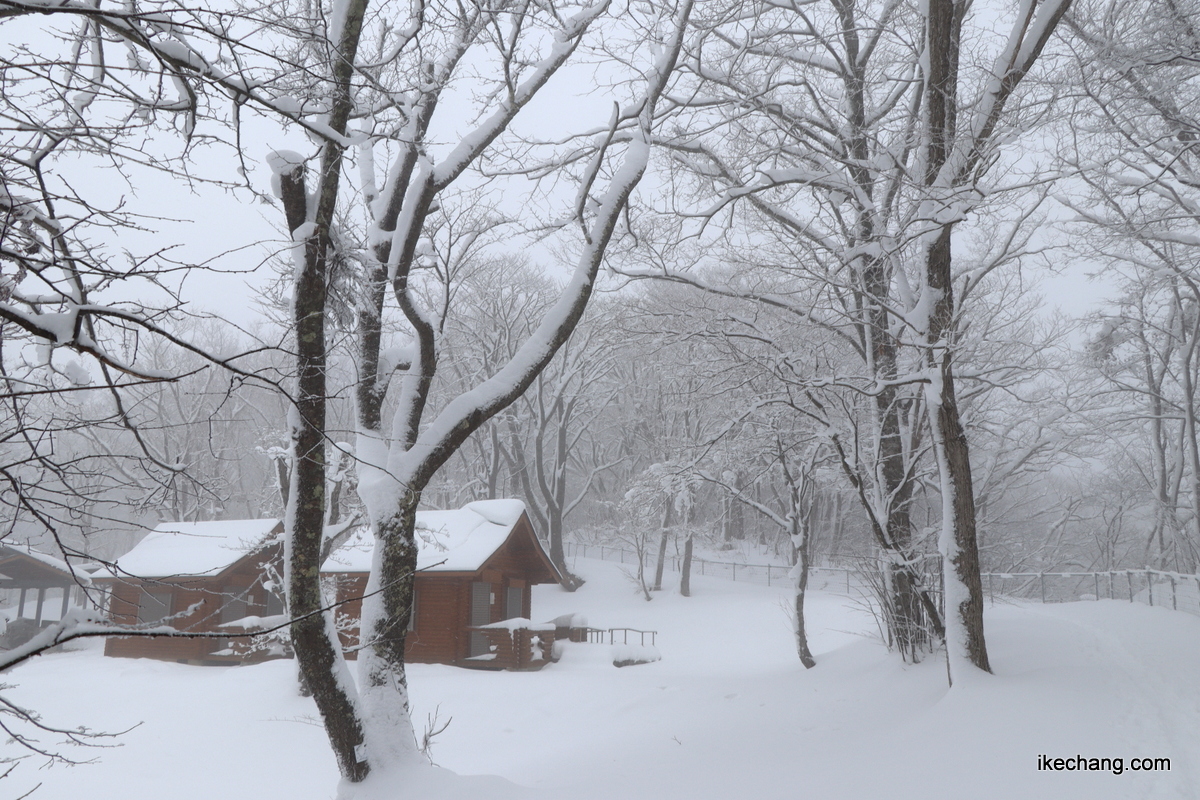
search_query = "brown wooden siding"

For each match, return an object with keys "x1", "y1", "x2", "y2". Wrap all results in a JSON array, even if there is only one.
[{"x1": 102, "y1": 546, "x2": 281, "y2": 663}]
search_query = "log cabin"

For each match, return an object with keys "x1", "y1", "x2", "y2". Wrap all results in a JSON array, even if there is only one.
[
  {"x1": 99, "y1": 500, "x2": 563, "y2": 668},
  {"x1": 99, "y1": 518, "x2": 286, "y2": 664},
  {"x1": 322, "y1": 499, "x2": 563, "y2": 667}
]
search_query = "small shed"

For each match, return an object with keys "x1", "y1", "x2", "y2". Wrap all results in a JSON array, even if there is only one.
[
  {"x1": 98, "y1": 519, "x2": 285, "y2": 664},
  {"x1": 323, "y1": 499, "x2": 563, "y2": 667},
  {"x1": 0, "y1": 545, "x2": 92, "y2": 649}
]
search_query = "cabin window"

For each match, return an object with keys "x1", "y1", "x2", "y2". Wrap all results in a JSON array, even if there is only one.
[
  {"x1": 221, "y1": 586, "x2": 250, "y2": 625},
  {"x1": 264, "y1": 591, "x2": 285, "y2": 618},
  {"x1": 505, "y1": 586, "x2": 522, "y2": 620},
  {"x1": 137, "y1": 588, "x2": 173, "y2": 624},
  {"x1": 407, "y1": 588, "x2": 418, "y2": 632}
]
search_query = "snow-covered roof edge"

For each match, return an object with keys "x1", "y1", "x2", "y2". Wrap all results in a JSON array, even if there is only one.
[
  {"x1": 0, "y1": 544, "x2": 93, "y2": 585},
  {"x1": 102, "y1": 519, "x2": 283, "y2": 580}
]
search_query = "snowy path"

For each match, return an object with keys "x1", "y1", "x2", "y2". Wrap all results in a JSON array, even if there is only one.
[{"x1": 2, "y1": 558, "x2": 1197, "y2": 799}]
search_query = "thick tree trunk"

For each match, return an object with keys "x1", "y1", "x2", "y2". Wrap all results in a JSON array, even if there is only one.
[
  {"x1": 279, "y1": 161, "x2": 368, "y2": 781},
  {"x1": 924, "y1": 226, "x2": 991, "y2": 678},
  {"x1": 924, "y1": 0, "x2": 990, "y2": 679},
  {"x1": 355, "y1": 499, "x2": 422, "y2": 769},
  {"x1": 679, "y1": 533, "x2": 694, "y2": 597}
]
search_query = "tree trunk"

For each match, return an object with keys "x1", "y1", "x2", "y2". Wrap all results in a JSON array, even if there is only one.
[
  {"x1": 792, "y1": 538, "x2": 816, "y2": 669},
  {"x1": 355, "y1": 499, "x2": 422, "y2": 769},
  {"x1": 653, "y1": 501, "x2": 673, "y2": 591},
  {"x1": 924, "y1": 0, "x2": 990, "y2": 680},
  {"x1": 278, "y1": 159, "x2": 369, "y2": 782},
  {"x1": 680, "y1": 533, "x2": 694, "y2": 597}
]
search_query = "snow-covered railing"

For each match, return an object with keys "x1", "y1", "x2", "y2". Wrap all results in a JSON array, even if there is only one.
[
  {"x1": 564, "y1": 542, "x2": 1200, "y2": 618},
  {"x1": 583, "y1": 627, "x2": 657, "y2": 647},
  {"x1": 983, "y1": 569, "x2": 1200, "y2": 616}
]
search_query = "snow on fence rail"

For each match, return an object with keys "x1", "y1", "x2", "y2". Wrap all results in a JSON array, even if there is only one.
[{"x1": 564, "y1": 542, "x2": 1200, "y2": 618}]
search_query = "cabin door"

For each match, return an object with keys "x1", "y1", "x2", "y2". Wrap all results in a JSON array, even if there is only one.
[{"x1": 468, "y1": 581, "x2": 491, "y2": 658}]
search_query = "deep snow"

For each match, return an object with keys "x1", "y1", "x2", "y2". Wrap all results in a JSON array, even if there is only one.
[{"x1": 2, "y1": 557, "x2": 1197, "y2": 799}]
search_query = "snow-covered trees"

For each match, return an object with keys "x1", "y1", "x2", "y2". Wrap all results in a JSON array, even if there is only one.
[
  {"x1": 262, "y1": 0, "x2": 696, "y2": 786},
  {"x1": 608, "y1": 0, "x2": 1073, "y2": 677},
  {"x1": 2, "y1": 0, "x2": 696, "y2": 786},
  {"x1": 1063, "y1": 0, "x2": 1200, "y2": 573}
]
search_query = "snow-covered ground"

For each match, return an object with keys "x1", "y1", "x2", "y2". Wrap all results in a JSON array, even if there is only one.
[{"x1": 3, "y1": 557, "x2": 1197, "y2": 800}]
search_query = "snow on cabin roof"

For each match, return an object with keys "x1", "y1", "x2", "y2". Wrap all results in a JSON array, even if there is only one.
[
  {"x1": 0, "y1": 544, "x2": 92, "y2": 585},
  {"x1": 1, "y1": 544, "x2": 73, "y2": 574},
  {"x1": 321, "y1": 500, "x2": 531, "y2": 574},
  {"x1": 113, "y1": 519, "x2": 282, "y2": 579}
]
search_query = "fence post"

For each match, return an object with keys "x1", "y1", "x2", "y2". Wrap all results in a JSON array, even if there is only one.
[
  {"x1": 987, "y1": 572, "x2": 993, "y2": 601},
  {"x1": 1040, "y1": 572, "x2": 1046, "y2": 603},
  {"x1": 1170, "y1": 575, "x2": 1177, "y2": 611},
  {"x1": 1127, "y1": 571, "x2": 1134, "y2": 603},
  {"x1": 1147, "y1": 570, "x2": 1154, "y2": 607},
  {"x1": 845, "y1": 569, "x2": 850, "y2": 593},
  {"x1": 701, "y1": 560, "x2": 705, "y2": 576},
  {"x1": 1109, "y1": 571, "x2": 1114, "y2": 600},
  {"x1": 1094, "y1": 573, "x2": 1100, "y2": 601},
  {"x1": 732, "y1": 564, "x2": 737, "y2": 582},
  {"x1": 766, "y1": 565, "x2": 771, "y2": 587}
]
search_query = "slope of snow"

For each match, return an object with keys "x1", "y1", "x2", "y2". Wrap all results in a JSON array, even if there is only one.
[{"x1": 2, "y1": 557, "x2": 1196, "y2": 799}]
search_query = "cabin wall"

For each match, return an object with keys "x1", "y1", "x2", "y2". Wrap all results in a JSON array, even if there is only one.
[
  {"x1": 329, "y1": 571, "x2": 532, "y2": 666},
  {"x1": 407, "y1": 577, "x2": 464, "y2": 664},
  {"x1": 102, "y1": 548, "x2": 282, "y2": 664}
]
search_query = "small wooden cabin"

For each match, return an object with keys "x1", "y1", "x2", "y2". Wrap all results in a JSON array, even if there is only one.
[
  {"x1": 323, "y1": 499, "x2": 563, "y2": 667},
  {"x1": 101, "y1": 500, "x2": 563, "y2": 668},
  {"x1": 99, "y1": 519, "x2": 285, "y2": 664}
]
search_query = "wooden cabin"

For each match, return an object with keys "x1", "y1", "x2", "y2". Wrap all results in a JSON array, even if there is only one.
[
  {"x1": 98, "y1": 519, "x2": 286, "y2": 664},
  {"x1": 323, "y1": 499, "x2": 563, "y2": 668},
  {"x1": 0, "y1": 545, "x2": 93, "y2": 649},
  {"x1": 101, "y1": 500, "x2": 563, "y2": 668}
]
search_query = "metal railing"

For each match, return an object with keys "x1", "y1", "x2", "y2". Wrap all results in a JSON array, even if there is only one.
[
  {"x1": 564, "y1": 541, "x2": 1200, "y2": 618},
  {"x1": 583, "y1": 627, "x2": 658, "y2": 646}
]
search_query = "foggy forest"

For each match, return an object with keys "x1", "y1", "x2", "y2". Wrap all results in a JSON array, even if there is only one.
[{"x1": 1, "y1": 0, "x2": 1198, "y2": 798}]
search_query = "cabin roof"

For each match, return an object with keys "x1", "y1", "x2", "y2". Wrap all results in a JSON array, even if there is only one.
[
  {"x1": 106, "y1": 499, "x2": 554, "y2": 582},
  {"x1": 322, "y1": 499, "x2": 540, "y2": 575},
  {"x1": 0, "y1": 544, "x2": 91, "y2": 587},
  {"x1": 111, "y1": 519, "x2": 282, "y2": 579}
]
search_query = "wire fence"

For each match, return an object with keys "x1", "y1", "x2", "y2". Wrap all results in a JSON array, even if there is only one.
[{"x1": 564, "y1": 541, "x2": 1200, "y2": 618}]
